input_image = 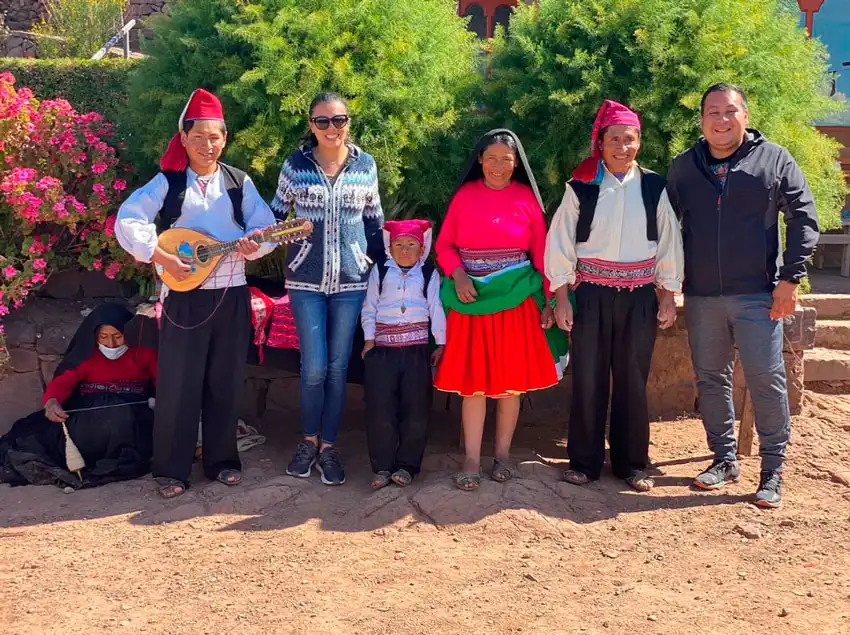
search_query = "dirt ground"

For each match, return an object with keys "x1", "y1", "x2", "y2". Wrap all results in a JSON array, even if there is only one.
[{"x1": 1, "y1": 388, "x2": 849, "y2": 635}]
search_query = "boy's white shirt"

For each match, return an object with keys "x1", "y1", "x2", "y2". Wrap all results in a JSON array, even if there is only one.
[{"x1": 361, "y1": 258, "x2": 446, "y2": 345}]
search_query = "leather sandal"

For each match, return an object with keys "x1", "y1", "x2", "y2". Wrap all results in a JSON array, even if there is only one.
[
  {"x1": 216, "y1": 469, "x2": 242, "y2": 486},
  {"x1": 490, "y1": 459, "x2": 515, "y2": 483},
  {"x1": 156, "y1": 477, "x2": 186, "y2": 499},
  {"x1": 371, "y1": 471, "x2": 392, "y2": 490},
  {"x1": 562, "y1": 469, "x2": 592, "y2": 485},
  {"x1": 391, "y1": 469, "x2": 413, "y2": 487},
  {"x1": 453, "y1": 472, "x2": 480, "y2": 491}
]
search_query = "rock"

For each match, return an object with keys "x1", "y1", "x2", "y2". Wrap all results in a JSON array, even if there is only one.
[
  {"x1": 830, "y1": 471, "x2": 850, "y2": 488},
  {"x1": 40, "y1": 269, "x2": 82, "y2": 299},
  {"x1": 524, "y1": 573, "x2": 539, "y2": 582},
  {"x1": 9, "y1": 348, "x2": 38, "y2": 373},
  {"x1": 601, "y1": 550, "x2": 620, "y2": 559},
  {"x1": 779, "y1": 520, "x2": 796, "y2": 528},
  {"x1": 779, "y1": 608, "x2": 790, "y2": 618},
  {"x1": 38, "y1": 355, "x2": 62, "y2": 384},
  {"x1": 36, "y1": 321, "x2": 81, "y2": 356},
  {"x1": 3, "y1": 319, "x2": 36, "y2": 349},
  {"x1": 647, "y1": 615, "x2": 658, "y2": 622},
  {"x1": 63, "y1": 487, "x2": 74, "y2": 494},
  {"x1": 0, "y1": 372, "x2": 44, "y2": 435},
  {"x1": 79, "y1": 270, "x2": 124, "y2": 298},
  {"x1": 734, "y1": 523, "x2": 762, "y2": 540}
]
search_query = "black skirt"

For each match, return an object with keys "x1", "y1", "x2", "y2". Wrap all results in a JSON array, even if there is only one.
[{"x1": 0, "y1": 391, "x2": 154, "y2": 489}]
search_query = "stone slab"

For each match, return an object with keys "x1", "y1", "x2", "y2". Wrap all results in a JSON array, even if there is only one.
[
  {"x1": 39, "y1": 354, "x2": 62, "y2": 385},
  {"x1": 0, "y1": 372, "x2": 44, "y2": 435},
  {"x1": 8, "y1": 347, "x2": 38, "y2": 373},
  {"x1": 36, "y1": 321, "x2": 81, "y2": 356},
  {"x1": 2, "y1": 319, "x2": 36, "y2": 349},
  {"x1": 782, "y1": 307, "x2": 816, "y2": 351},
  {"x1": 804, "y1": 348, "x2": 850, "y2": 383},
  {"x1": 814, "y1": 319, "x2": 850, "y2": 350},
  {"x1": 799, "y1": 294, "x2": 850, "y2": 319}
]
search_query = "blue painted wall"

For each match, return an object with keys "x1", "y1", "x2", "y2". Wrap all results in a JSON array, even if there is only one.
[{"x1": 804, "y1": 0, "x2": 850, "y2": 124}]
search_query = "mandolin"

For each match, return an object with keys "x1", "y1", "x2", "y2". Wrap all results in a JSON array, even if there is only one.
[{"x1": 155, "y1": 219, "x2": 313, "y2": 292}]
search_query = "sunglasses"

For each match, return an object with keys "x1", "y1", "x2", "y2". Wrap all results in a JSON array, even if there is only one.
[{"x1": 310, "y1": 115, "x2": 350, "y2": 130}]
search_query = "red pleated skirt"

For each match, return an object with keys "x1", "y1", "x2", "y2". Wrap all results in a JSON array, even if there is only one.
[{"x1": 434, "y1": 296, "x2": 558, "y2": 398}]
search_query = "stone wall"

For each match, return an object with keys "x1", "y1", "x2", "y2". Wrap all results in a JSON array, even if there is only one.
[
  {"x1": 126, "y1": 0, "x2": 167, "y2": 47},
  {"x1": 0, "y1": 299, "x2": 816, "y2": 436},
  {"x1": 0, "y1": 0, "x2": 47, "y2": 30}
]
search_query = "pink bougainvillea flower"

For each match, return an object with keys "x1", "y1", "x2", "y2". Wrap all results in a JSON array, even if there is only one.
[
  {"x1": 32, "y1": 258, "x2": 47, "y2": 270},
  {"x1": 112, "y1": 179, "x2": 127, "y2": 191},
  {"x1": 93, "y1": 183, "x2": 106, "y2": 195},
  {"x1": 91, "y1": 162, "x2": 108, "y2": 174},
  {"x1": 3, "y1": 265, "x2": 18, "y2": 278},
  {"x1": 92, "y1": 258, "x2": 103, "y2": 271},
  {"x1": 104, "y1": 215, "x2": 116, "y2": 237},
  {"x1": 31, "y1": 273, "x2": 47, "y2": 284}
]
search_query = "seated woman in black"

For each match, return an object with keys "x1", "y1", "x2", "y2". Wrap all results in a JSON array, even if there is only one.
[{"x1": 0, "y1": 303, "x2": 157, "y2": 489}]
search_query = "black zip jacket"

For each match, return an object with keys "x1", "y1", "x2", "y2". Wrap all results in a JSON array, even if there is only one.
[{"x1": 666, "y1": 129, "x2": 819, "y2": 297}]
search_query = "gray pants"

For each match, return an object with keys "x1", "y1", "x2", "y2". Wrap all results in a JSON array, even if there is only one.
[{"x1": 684, "y1": 293, "x2": 790, "y2": 471}]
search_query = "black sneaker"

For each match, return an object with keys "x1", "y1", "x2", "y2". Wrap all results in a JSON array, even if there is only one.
[
  {"x1": 286, "y1": 441, "x2": 318, "y2": 478},
  {"x1": 316, "y1": 446, "x2": 346, "y2": 486},
  {"x1": 693, "y1": 459, "x2": 741, "y2": 490},
  {"x1": 754, "y1": 469, "x2": 783, "y2": 508}
]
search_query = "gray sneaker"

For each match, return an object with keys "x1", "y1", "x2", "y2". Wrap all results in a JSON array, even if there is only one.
[
  {"x1": 286, "y1": 441, "x2": 318, "y2": 478},
  {"x1": 316, "y1": 446, "x2": 346, "y2": 486},
  {"x1": 754, "y1": 469, "x2": 783, "y2": 508},
  {"x1": 694, "y1": 459, "x2": 741, "y2": 490}
]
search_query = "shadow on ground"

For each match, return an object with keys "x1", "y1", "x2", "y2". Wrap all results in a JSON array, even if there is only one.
[{"x1": 0, "y1": 401, "x2": 747, "y2": 534}]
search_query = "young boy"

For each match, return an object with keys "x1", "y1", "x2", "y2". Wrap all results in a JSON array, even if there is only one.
[
  {"x1": 361, "y1": 219, "x2": 446, "y2": 489},
  {"x1": 115, "y1": 89, "x2": 277, "y2": 498}
]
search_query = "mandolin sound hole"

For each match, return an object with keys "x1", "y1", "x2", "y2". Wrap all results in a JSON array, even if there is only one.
[{"x1": 195, "y1": 244, "x2": 210, "y2": 263}]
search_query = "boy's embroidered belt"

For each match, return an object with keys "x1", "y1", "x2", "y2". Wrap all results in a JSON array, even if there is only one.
[
  {"x1": 375, "y1": 321, "x2": 430, "y2": 347},
  {"x1": 575, "y1": 257, "x2": 656, "y2": 290}
]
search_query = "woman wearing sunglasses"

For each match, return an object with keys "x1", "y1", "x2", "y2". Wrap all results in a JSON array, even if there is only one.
[{"x1": 271, "y1": 92, "x2": 384, "y2": 486}]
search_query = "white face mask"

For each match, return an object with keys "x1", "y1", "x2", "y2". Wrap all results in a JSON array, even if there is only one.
[{"x1": 99, "y1": 344, "x2": 128, "y2": 360}]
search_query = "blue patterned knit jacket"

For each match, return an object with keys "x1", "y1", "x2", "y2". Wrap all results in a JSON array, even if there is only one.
[{"x1": 270, "y1": 144, "x2": 384, "y2": 294}]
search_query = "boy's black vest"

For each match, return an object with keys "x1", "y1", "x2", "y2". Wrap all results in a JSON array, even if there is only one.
[
  {"x1": 569, "y1": 167, "x2": 666, "y2": 243},
  {"x1": 376, "y1": 261, "x2": 436, "y2": 301},
  {"x1": 155, "y1": 162, "x2": 248, "y2": 233}
]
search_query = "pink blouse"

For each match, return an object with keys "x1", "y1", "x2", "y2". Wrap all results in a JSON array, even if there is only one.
[{"x1": 436, "y1": 179, "x2": 551, "y2": 297}]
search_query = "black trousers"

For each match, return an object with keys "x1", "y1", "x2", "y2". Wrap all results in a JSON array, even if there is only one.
[
  {"x1": 364, "y1": 345, "x2": 432, "y2": 476},
  {"x1": 152, "y1": 286, "x2": 250, "y2": 484},
  {"x1": 569, "y1": 283, "x2": 658, "y2": 479}
]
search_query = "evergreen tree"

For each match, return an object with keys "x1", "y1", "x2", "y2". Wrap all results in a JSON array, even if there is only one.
[
  {"x1": 126, "y1": 0, "x2": 482, "y2": 203},
  {"x1": 484, "y1": 0, "x2": 847, "y2": 228}
]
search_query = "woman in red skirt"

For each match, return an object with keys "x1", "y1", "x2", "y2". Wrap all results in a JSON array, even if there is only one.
[{"x1": 435, "y1": 129, "x2": 568, "y2": 491}]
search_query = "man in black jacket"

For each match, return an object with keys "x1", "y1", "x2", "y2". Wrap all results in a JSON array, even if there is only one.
[{"x1": 666, "y1": 83, "x2": 819, "y2": 508}]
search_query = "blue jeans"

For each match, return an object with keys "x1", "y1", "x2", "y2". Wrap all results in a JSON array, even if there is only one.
[
  {"x1": 684, "y1": 294, "x2": 790, "y2": 471},
  {"x1": 288, "y1": 290, "x2": 366, "y2": 445}
]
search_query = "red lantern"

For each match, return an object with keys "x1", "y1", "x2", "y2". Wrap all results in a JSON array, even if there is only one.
[{"x1": 797, "y1": 0, "x2": 826, "y2": 37}]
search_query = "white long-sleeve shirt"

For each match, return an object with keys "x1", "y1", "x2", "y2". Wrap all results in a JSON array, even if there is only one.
[
  {"x1": 544, "y1": 163, "x2": 684, "y2": 292},
  {"x1": 115, "y1": 167, "x2": 277, "y2": 291},
  {"x1": 361, "y1": 260, "x2": 447, "y2": 346}
]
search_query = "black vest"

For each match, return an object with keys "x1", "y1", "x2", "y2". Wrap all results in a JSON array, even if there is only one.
[
  {"x1": 570, "y1": 167, "x2": 666, "y2": 243},
  {"x1": 156, "y1": 162, "x2": 247, "y2": 233}
]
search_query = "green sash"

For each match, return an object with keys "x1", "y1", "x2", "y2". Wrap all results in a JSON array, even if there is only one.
[{"x1": 440, "y1": 264, "x2": 571, "y2": 363}]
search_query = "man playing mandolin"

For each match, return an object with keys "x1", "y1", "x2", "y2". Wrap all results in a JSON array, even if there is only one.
[{"x1": 116, "y1": 89, "x2": 283, "y2": 498}]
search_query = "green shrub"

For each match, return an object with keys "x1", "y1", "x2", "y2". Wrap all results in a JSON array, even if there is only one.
[
  {"x1": 483, "y1": 0, "x2": 848, "y2": 228},
  {"x1": 0, "y1": 58, "x2": 137, "y2": 137},
  {"x1": 126, "y1": 0, "x2": 483, "y2": 202},
  {"x1": 32, "y1": 0, "x2": 127, "y2": 59}
]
